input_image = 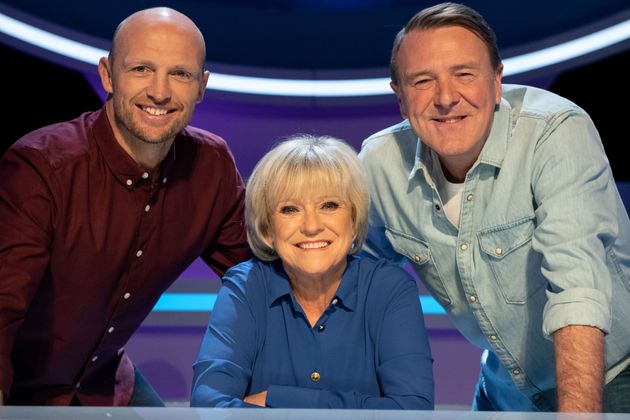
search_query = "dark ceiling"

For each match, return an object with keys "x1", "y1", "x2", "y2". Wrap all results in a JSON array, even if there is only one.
[{"x1": 1, "y1": 0, "x2": 628, "y2": 69}]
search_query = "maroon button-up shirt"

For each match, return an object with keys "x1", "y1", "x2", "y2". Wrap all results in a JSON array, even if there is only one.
[{"x1": 0, "y1": 108, "x2": 251, "y2": 405}]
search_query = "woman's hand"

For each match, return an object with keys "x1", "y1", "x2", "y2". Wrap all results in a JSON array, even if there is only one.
[{"x1": 244, "y1": 390, "x2": 267, "y2": 407}]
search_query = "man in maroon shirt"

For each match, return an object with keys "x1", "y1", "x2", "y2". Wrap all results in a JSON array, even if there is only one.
[{"x1": 0, "y1": 7, "x2": 251, "y2": 406}]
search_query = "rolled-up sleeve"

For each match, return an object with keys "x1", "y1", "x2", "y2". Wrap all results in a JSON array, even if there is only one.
[{"x1": 531, "y1": 113, "x2": 617, "y2": 338}]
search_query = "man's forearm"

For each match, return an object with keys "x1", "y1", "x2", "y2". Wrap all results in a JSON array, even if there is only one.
[{"x1": 553, "y1": 325, "x2": 605, "y2": 412}]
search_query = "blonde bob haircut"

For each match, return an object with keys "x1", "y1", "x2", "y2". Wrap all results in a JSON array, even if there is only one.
[{"x1": 246, "y1": 135, "x2": 370, "y2": 261}]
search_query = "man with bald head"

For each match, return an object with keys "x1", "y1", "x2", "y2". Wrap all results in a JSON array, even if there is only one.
[{"x1": 0, "y1": 8, "x2": 250, "y2": 406}]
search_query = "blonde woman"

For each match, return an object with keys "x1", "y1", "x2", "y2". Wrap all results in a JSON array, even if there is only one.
[{"x1": 191, "y1": 135, "x2": 434, "y2": 409}]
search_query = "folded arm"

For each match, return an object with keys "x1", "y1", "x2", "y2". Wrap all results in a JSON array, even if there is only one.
[{"x1": 261, "y1": 271, "x2": 434, "y2": 409}]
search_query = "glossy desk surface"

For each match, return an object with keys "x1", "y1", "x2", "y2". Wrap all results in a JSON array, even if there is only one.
[{"x1": 0, "y1": 407, "x2": 626, "y2": 420}]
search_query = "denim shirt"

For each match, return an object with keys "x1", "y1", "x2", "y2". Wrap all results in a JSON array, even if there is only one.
[{"x1": 359, "y1": 84, "x2": 630, "y2": 411}]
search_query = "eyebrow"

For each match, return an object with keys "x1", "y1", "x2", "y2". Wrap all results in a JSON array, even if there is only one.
[
  {"x1": 404, "y1": 62, "x2": 481, "y2": 79},
  {"x1": 121, "y1": 58, "x2": 154, "y2": 68},
  {"x1": 450, "y1": 63, "x2": 480, "y2": 71},
  {"x1": 122, "y1": 58, "x2": 198, "y2": 71}
]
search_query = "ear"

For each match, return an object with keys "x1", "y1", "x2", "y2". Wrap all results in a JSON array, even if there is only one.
[
  {"x1": 98, "y1": 57, "x2": 114, "y2": 95},
  {"x1": 263, "y1": 232, "x2": 275, "y2": 252},
  {"x1": 262, "y1": 221, "x2": 275, "y2": 249},
  {"x1": 494, "y1": 64, "x2": 503, "y2": 105},
  {"x1": 197, "y1": 70, "x2": 210, "y2": 103},
  {"x1": 390, "y1": 81, "x2": 408, "y2": 119}
]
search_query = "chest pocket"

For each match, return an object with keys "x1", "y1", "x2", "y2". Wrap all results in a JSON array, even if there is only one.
[
  {"x1": 384, "y1": 228, "x2": 452, "y2": 308},
  {"x1": 478, "y1": 217, "x2": 545, "y2": 304}
]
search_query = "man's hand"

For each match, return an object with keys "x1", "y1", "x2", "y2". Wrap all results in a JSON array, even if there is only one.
[
  {"x1": 554, "y1": 325, "x2": 605, "y2": 412},
  {"x1": 244, "y1": 390, "x2": 267, "y2": 407},
  {"x1": 114, "y1": 352, "x2": 135, "y2": 406}
]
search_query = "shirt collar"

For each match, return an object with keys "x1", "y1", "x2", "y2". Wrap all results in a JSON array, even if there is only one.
[
  {"x1": 331, "y1": 255, "x2": 358, "y2": 311},
  {"x1": 268, "y1": 256, "x2": 359, "y2": 312},
  {"x1": 91, "y1": 107, "x2": 178, "y2": 190},
  {"x1": 476, "y1": 97, "x2": 512, "y2": 169},
  {"x1": 268, "y1": 260, "x2": 293, "y2": 305},
  {"x1": 409, "y1": 97, "x2": 513, "y2": 182}
]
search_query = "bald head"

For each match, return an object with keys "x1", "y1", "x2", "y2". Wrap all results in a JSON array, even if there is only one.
[
  {"x1": 97, "y1": 6, "x2": 210, "y2": 164},
  {"x1": 109, "y1": 7, "x2": 206, "y2": 71}
]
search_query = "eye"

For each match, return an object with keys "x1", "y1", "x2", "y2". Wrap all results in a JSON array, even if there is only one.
[
  {"x1": 455, "y1": 72, "x2": 475, "y2": 83},
  {"x1": 279, "y1": 205, "x2": 299, "y2": 214},
  {"x1": 321, "y1": 201, "x2": 340, "y2": 210},
  {"x1": 172, "y1": 70, "x2": 193, "y2": 81},
  {"x1": 132, "y1": 66, "x2": 148, "y2": 73},
  {"x1": 412, "y1": 78, "x2": 433, "y2": 90}
]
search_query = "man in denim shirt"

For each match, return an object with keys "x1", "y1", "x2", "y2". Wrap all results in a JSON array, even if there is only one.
[{"x1": 359, "y1": 2, "x2": 630, "y2": 413}]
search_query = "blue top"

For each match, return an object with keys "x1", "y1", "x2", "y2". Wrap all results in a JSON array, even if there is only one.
[
  {"x1": 190, "y1": 256, "x2": 434, "y2": 409},
  {"x1": 359, "y1": 84, "x2": 630, "y2": 411}
]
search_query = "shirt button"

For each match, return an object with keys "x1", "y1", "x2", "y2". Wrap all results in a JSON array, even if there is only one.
[
  {"x1": 310, "y1": 371, "x2": 320, "y2": 382},
  {"x1": 495, "y1": 247, "x2": 503, "y2": 255},
  {"x1": 136, "y1": 250, "x2": 143, "y2": 257},
  {"x1": 318, "y1": 325, "x2": 325, "y2": 332},
  {"x1": 533, "y1": 393, "x2": 541, "y2": 401},
  {"x1": 331, "y1": 298, "x2": 338, "y2": 305},
  {"x1": 75, "y1": 382, "x2": 81, "y2": 389},
  {"x1": 512, "y1": 368, "x2": 521, "y2": 375},
  {"x1": 126, "y1": 179, "x2": 133, "y2": 186},
  {"x1": 435, "y1": 204, "x2": 441, "y2": 211},
  {"x1": 460, "y1": 243, "x2": 469, "y2": 251},
  {"x1": 466, "y1": 194, "x2": 473, "y2": 201},
  {"x1": 489, "y1": 335, "x2": 497, "y2": 341},
  {"x1": 469, "y1": 295, "x2": 477, "y2": 302},
  {"x1": 91, "y1": 356, "x2": 98, "y2": 363},
  {"x1": 144, "y1": 205, "x2": 150, "y2": 212},
  {"x1": 123, "y1": 292, "x2": 131, "y2": 299},
  {"x1": 108, "y1": 326, "x2": 115, "y2": 334},
  {"x1": 414, "y1": 255, "x2": 422, "y2": 263},
  {"x1": 162, "y1": 177, "x2": 168, "y2": 184},
  {"x1": 142, "y1": 172, "x2": 149, "y2": 179}
]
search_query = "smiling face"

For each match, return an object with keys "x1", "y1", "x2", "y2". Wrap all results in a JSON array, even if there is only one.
[
  {"x1": 391, "y1": 26, "x2": 502, "y2": 181},
  {"x1": 265, "y1": 192, "x2": 355, "y2": 284},
  {"x1": 98, "y1": 11, "x2": 209, "y2": 149}
]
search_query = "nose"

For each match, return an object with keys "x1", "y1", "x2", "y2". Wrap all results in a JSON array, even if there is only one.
[
  {"x1": 434, "y1": 78, "x2": 460, "y2": 110},
  {"x1": 301, "y1": 208, "x2": 323, "y2": 236},
  {"x1": 146, "y1": 73, "x2": 171, "y2": 104}
]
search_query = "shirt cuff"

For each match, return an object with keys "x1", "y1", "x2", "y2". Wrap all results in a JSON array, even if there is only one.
[
  {"x1": 542, "y1": 287, "x2": 611, "y2": 339},
  {"x1": 265, "y1": 385, "x2": 318, "y2": 408}
]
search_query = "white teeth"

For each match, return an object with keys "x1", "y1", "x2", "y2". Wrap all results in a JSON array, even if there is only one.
[
  {"x1": 298, "y1": 241, "x2": 330, "y2": 249},
  {"x1": 437, "y1": 117, "x2": 463, "y2": 123},
  {"x1": 143, "y1": 106, "x2": 168, "y2": 116}
]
